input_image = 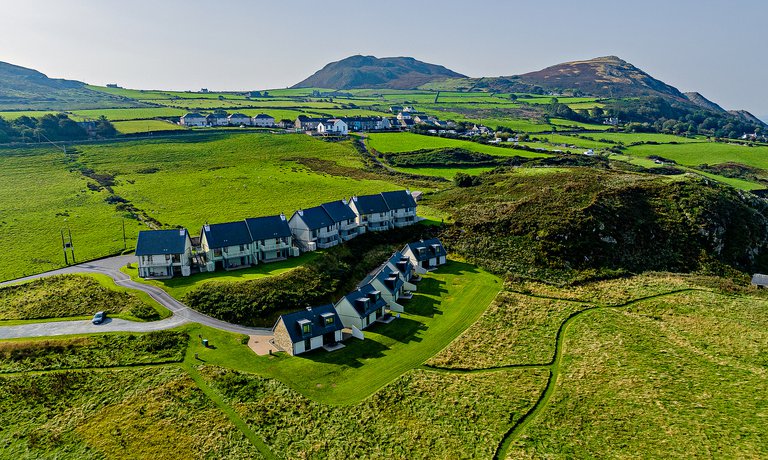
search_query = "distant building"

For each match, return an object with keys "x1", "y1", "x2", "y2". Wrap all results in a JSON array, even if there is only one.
[
  {"x1": 288, "y1": 206, "x2": 339, "y2": 251},
  {"x1": 295, "y1": 116, "x2": 325, "y2": 131},
  {"x1": 206, "y1": 113, "x2": 229, "y2": 126},
  {"x1": 106, "y1": 83, "x2": 121, "y2": 88},
  {"x1": 402, "y1": 238, "x2": 447, "y2": 273},
  {"x1": 317, "y1": 118, "x2": 348, "y2": 135},
  {"x1": 180, "y1": 112, "x2": 207, "y2": 127},
  {"x1": 252, "y1": 113, "x2": 275, "y2": 127},
  {"x1": 228, "y1": 113, "x2": 251, "y2": 126}
]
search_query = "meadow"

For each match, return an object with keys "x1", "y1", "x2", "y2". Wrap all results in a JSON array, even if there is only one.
[
  {"x1": 366, "y1": 132, "x2": 549, "y2": 158},
  {"x1": 112, "y1": 119, "x2": 186, "y2": 134},
  {"x1": 626, "y1": 141, "x2": 768, "y2": 169}
]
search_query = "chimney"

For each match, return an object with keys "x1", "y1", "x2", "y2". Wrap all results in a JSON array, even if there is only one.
[
  {"x1": 306, "y1": 306, "x2": 312, "y2": 312},
  {"x1": 298, "y1": 209, "x2": 304, "y2": 216},
  {"x1": 352, "y1": 196, "x2": 358, "y2": 202},
  {"x1": 280, "y1": 212, "x2": 286, "y2": 221},
  {"x1": 342, "y1": 198, "x2": 348, "y2": 205},
  {"x1": 204, "y1": 224, "x2": 211, "y2": 232},
  {"x1": 179, "y1": 228, "x2": 186, "y2": 236}
]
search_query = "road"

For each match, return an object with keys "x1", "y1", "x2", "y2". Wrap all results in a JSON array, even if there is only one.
[{"x1": 0, "y1": 255, "x2": 272, "y2": 339}]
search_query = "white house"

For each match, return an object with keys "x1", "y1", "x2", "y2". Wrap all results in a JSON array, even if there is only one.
[
  {"x1": 380, "y1": 190, "x2": 418, "y2": 228},
  {"x1": 135, "y1": 229, "x2": 193, "y2": 279},
  {"x1": 252, "y1": 113, "x2": 275, "y2": 127},
  {"x1": 384, "y1": 251, "x2": 418, "y2": 295},
  {"x1": 180, "y1": 112, "x2": 206, "y2": 127},
  {"x1": 200, "y1": 221, "x2": 254, "y2": 272},
  {"x1": 288, "y1": 206, "x2": 339, "y2": 251},
  {"x1": 349, "y1": 194, "x2": 393, "y2": 232},
  {"x1": 360, "y1": 264, "x2": 407, "y2": 312},
  {"x1": 206, "y1": 113, "x2": 229, "y2": 126},
  {"x1": 244, "y1": 214, "x2": 297, "y2": 263},
  {"x1": 317, "y1": 119, "x2": 348, "y2": 135},
  {"x1": 334, "y1": 283, "x2": 388, "y2": 331},
  {"x1": 321, "y1": 199, "x2": 361, "y2": 242},
  {"x1": 272, "y1": 304, "x2": 344, "y2": 356},
  {"x1": 402, "y1": 238, "x2": 447, "y2": 273},
  {"x1": 228, "y1": 113, "x2": 251, "y2": 126}
]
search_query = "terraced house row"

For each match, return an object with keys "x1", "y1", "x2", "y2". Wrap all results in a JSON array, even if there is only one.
[
  {"x1": 272, "y1": 239, "x2": 447, "y2": 356},
  {"x1": 135, "y1": 190, "x2": 419, "y2": 279}
]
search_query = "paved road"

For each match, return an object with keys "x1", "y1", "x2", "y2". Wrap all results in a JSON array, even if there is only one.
[{"x1": 0, "y1": 256, "x2": 272, "y2": 339}]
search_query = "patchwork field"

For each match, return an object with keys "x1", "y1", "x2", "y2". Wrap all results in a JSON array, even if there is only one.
[
  {"x1": 366, "y1": 132, "x2": 549, "y2": 158},
  {"x1": 626, "y1": 141, "x2": 768, "y2": 169}
]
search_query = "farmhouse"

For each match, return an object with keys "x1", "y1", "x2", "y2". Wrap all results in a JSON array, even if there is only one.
[
  {"x1": 180, "y1": 112, "x2": 206, "y2": 127},
  {"x1": 245, "y1": 214, "x2": 296, "y2": 263},
  {"x1": 381, "y1": 189, "x2": 418, "y2": 228},
  {"x1": 272, "y1": 304, "x2": 344, "y2": 356},
  {"x1": 200, "y1": 221, "x2": 254, "y2": 271},
  {"x1": 252, "y1": 113, "x2": 275, "y2": 127},
  {"x1": 135, "y1": 229, "x2": 193, "y2": 278},
  {"x1": 227, "y1": 113, "x2": 251, "y2": 126},
  {"x1": 317, "y1": 119, "x2": 348, "y2": 135},
  {"x1": 334, "y1": 283, "x2": 388, "y2": 331},
  {"x1": 321, "y1": 200, "x2": 361, "y2": 242},
  {"x1": 349, "y1": 193, "x2": 393, "y2": 231},
  {"x1": 295, "y1": 116, "x2": 325, "y2": 131},
  {"x1": 288, "y1": 206, "x2": 340, "y2": 251},
  {"x1": 402, "y1": 238, "x2": 447, "y2": 273}
]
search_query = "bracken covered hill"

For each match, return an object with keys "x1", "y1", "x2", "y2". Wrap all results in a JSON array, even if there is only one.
[{"x1": 292, "y1": 55, "x2": 466, "y2": 90}]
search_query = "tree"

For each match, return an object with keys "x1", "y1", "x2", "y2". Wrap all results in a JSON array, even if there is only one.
[{"x1": 95, "y1": 116, "x2": 117, "y2": 137}]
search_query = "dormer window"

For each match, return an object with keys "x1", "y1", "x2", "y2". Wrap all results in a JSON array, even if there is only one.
[
  {"x1": 322, "y1": 314, "x2": 335, "y2": 325},
  {"x1": 301, "y1": 322, "x2": 311, "y2": 334}
]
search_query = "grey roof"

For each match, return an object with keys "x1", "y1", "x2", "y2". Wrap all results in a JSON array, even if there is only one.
[
  {"x1": 352, "y1": 194, "x2": 390, "y2": 214},
  {"x1": 338, "y1": 283, "x2": 387, "y2": 318},
  {"x1": 245, "y1": 215, "x2": 291, "y2": 241},
  {"x1": 292, "y1": 206, "x2": 335, "y2": 230},
  {"x1": 206, "y1": 113, "x2": 227, "y2": 119},
  {"x1": 228, "y1": 113, "x2": 249, "y2": 118},
  {"x1": 752, "y1": 273, "x2": 768, "y2": 285},
  {"x1": 381, "y1": 190, "x2": 417, "y2": 210},
  {"x1": 276, "y1": 304, "x2": 343, "y2": 343},
  {"x1": 360, "y1": 263, "x2": 404, "y2": 295},
  {"x1": 202, "y1": 221, "x2": 252, "y2": 248},
  {"x1": 387, "y1": 251, "x2": 413, "y2": 276},
  {"x1": 136, "y1": 229, "x2": 189, "y2": 256},
  {"x1": 404, "y1": 238, "x2": 447, "y2": 261},
  {"x1": 182, "y1": 112, "x2": 205, "y2": 119},
  {"x1": 321, "y1": 200, "x2": 357, "y2": 223},
  {"x1": 254, "y1": 113, "x2": 273, "y2": 118}
]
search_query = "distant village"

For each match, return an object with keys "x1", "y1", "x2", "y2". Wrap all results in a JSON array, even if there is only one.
[{"x1": 134, "y1": 189, "x2": 446, "y2": 356}]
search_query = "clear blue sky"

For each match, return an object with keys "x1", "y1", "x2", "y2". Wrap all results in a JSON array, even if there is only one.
[{"x1": 1, "y1": 0, "x2": 766, "y2": 120}]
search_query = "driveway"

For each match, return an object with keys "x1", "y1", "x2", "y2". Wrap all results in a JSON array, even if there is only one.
[{"x1": 0, "y1": 255, "x2": 271, "y2": 339}]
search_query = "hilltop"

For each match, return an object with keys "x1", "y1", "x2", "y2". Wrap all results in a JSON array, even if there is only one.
[
  {"x1": 291, "y1": 55, "x2": 466, "y2": 90},
  {"x1": 0, "y1": 61, "x2": 146, "y2": 111}
]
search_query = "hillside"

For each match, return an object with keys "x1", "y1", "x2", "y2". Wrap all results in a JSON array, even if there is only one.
[
  {"x1": 684, "y1": 91, "x2": 726, "y2": 113},
  {"x1": 0, "y1": 61, "x2": 146, "y2": 110},
  {"x1": 292, "y1": 55, "x2": 466, "y2": 90}
]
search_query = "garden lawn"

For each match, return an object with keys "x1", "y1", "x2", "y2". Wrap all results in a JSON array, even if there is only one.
[
  {"x1": 123, "y1": 251, "x2": 319, "y2": 300},
  {"x1": 183, "y1": 261, "x2": 502, "y2": 404}
]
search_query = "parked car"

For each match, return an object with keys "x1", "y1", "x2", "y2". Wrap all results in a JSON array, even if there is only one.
[{"x1": 92, "y1": 311, "x2": 107, "y2": 325}]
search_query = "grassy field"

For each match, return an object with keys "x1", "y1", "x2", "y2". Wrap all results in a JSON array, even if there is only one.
[
  {"x1": 205, "y1": 366, "x2": 547, "y2": 459},
  {"x1": 588, "y1": 132, "x2": 705, "y2": 144},
  {"x1": 507, "y1": 289, "x2": 768, "y2": 458},
  {"x1": 626, "y1": 141, "x2": 768, "y2": 169},
  {"x1": 0, "y1": 367, "x2": 261, "y2": 459},
  {"x1": 71, "y1": 107, "x2": 186, "y2": 121},
  {"x1": 0, "y1": 147, "x2": 143, "y2": 282},
  {"x1": 0, "y1": 274, "x2": 168, "y2": 322},
  {"x1": 124, "y1": 252, "x2": 319, "y2": 299},
  {"x1": 549, "y1": 118, "x2": 612, "y2": 130},
  {"x1": 112, "y1": 119, "x2": 186, "y2": 134},
  {"x1": 390, "y1": 165, "x2": 495, "y2": 179},
  {"x1": 366, "y1": 132, "x2": 549, "y2": 158}
]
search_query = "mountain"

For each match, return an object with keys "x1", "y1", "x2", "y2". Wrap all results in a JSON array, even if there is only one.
[
  {"x1": 292, "y1": 55, "x2": 466, "y2": 90},
  {"x1": 0, "y1": 61, "x2": 145, "y2": 111},
  {"x1": 728, "y1": 110, "x2": 766, "y2": 127},
  {"x1": 684, "y1": 91, "x2": 726, "y2": 113}
]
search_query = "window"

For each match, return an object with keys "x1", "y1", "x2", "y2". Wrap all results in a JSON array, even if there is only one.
[
  {"x1": 239, "y1": 244, "x2": 245, "y2": 251},
  {"x1": 165, "y1": 254, "x2": 171, "y2": 261},
  {"x1": 324, "y1": 316, "x2": 334, "y2": 325},
  {"x1": 302, "y1": 323, "x2": 311, "y2": 334}
]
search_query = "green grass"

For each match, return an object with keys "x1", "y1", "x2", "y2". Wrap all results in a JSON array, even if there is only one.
[
  {"x1": 0, "y1": 331, "x2": 188, "y2": 373},
  {"x1": 123, "y1": 252, "x2": 319, "y2": 299},
  {"x1": 71, "y1": 107, "x2": 186, "y2": 121},
  {"x1": 626, "y1": 141, "x2": 768, "y2": 169},
  {"x1": 112, "y1": 119, "x2": 186, "y2": 134},
  {"x1": 0, "y1": 110, "x2": 81, "y2": 121},
  {"x1": 0, "y1": 367, "x2": 262, "y2": 459},
  {"x1": 367, "y1": 132, "x2": 548, "y2": 158},
  {"x1": 588, "y1": 132, "x2": 705, "y2": 144},
  {"x1": 181, "y1": 261, "x2": 502, "y2": 404},
  {"x1": 550, "y1": 118, "x2": 612, "y2": 130},
  {"x1": 205, "y1": 366, "x2": 547, "y2": 459},
  {"x1": 507, "y1": 289, "x2": 768, "y2": 458},
  {"x1": 390, "y1": 165, "x2": 495, "y2": 179}
]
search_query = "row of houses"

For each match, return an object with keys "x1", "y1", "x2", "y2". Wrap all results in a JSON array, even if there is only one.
[
  {"x1": 135, "y1": 190, "x2": 419, "y2": 278},
  {"x1": 272, "y1": 239, "x2": 447, "y2": 355},
  {"x1": 180, "y1": 112, "x2": 276, "y2": 127}
]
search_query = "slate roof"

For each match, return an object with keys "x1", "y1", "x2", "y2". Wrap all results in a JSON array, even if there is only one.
[
  {"x1": 321, "y1": 200, "x2": 357, "y2": 223},
  {"x1": 254, "y1": 113, "x2": 273, "y2": 119},
  {"x1": 387, "y1": 251, "x2": 413, "y2": 276},
  {"x1": 352, "y1": 194, "x2": 390, "y2": 214},
  {"x1": 136, "y1": 229, "x2": 189, "y2": 256},
  {"x1": 338, "y1": 283, "x2": 387, "y2": 318},
  {"x1": 276, "y1": 304, "x2": 343, "y2": 343},
  {"x1": 404, "y1": 238, "x2": 447, "y2": 261},
  {"x1": 202, "y1": 221, "x2": 252, "y2": 248},
  {"x1": 381, "y1": 190, "x2": 417, "y2": 210},
  {"x1": 245, "y1": 215, "x2": 291, "y2": 241},
  {"x1": 292, "y1": 206, "x2": 335, "y2": 230},
  {"x1": 206, "y1": 113, "x2": 227, "y2": 119},
  {"x1": 182, "y1": 112, "x2": 205, "y2": 119},
  {"x1": 228, "y1": 113, "x2": 249, "y2": 119}
]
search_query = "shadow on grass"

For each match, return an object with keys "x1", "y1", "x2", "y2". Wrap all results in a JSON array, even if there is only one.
[{"x1": 296, "y1": 336, "x2": 391, "y2": 368}]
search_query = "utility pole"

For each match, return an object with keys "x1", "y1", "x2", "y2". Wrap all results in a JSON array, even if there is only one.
[{"x1": 61, "y1": 227, "x2": 75, "y2": 265}]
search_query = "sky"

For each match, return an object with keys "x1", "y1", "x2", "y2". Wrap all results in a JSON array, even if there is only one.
[{"x1": 1, "y1": 0, "x2": 766, "y2": 120}]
